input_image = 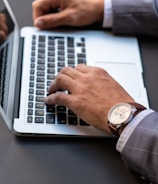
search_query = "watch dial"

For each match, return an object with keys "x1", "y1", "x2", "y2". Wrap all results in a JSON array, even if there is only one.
[{"x1": 108, "y1": 103, "x2": 131, "y2": 125}]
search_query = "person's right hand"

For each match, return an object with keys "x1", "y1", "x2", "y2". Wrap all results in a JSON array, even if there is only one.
[
  {"x1": 0, "y1": 13, "x2": 8, "y2": 43},
  {"x1": 32, "y1": 0, "x2": 104, "y2": 30},
  {"x1": 45, "y1": 64, "x2": 135, "y2": 134}
]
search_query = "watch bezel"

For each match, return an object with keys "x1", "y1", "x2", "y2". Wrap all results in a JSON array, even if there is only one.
[
  {"x1": 108, "y1": 103, "x2": 134, "y2": 127},
  {"x1": 107, "y1": 102, "x2": 146, "y2": 136}
]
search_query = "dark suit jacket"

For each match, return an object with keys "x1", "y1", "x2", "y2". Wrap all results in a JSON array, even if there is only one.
[
  {"x1": 112, "y1": 0, "x2": 158, "y2": 36},
  {"x1": 120, "y1": 112, "x2": 158, "y2": 183}
]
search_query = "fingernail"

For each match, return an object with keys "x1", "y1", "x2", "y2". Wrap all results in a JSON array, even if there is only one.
[
  {"x1": 44, "y1": 97, "x2": 48, "y2": 104},
  {"x1": 35, "y1": 19, "x2": 44, "y2": 28}
]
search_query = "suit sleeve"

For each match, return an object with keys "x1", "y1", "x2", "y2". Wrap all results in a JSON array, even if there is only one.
[
  {"x1": 119, "y1": 112, "x2": 158, "y2": 183},
  {"x1": 112, "y1": 0, "x2": 158, "y2": 36}
]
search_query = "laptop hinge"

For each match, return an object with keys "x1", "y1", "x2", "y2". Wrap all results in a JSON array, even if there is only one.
[{"x1": 13, "y1": 37, "x2": 24, "y2": 118}]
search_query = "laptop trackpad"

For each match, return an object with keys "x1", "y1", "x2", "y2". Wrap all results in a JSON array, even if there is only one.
[{"x1": 95, "y1": 62, "x2": 141, "y2": 98}]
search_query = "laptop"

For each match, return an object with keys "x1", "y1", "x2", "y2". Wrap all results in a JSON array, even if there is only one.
[{"x1": 0, "y1": 0, "x2": 149, "y2": 137}]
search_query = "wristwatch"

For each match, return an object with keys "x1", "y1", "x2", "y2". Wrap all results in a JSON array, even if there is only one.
[{"x1": 107, "y1": 102, "x2": 146, "y2": 136}]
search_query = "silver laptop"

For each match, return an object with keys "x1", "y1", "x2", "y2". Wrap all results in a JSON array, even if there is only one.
[{"x1": 0, "y1": 0, "x2": 149, "y2": 137}]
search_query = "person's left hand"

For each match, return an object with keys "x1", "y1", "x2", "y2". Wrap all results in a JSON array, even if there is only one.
[
  {"x1": 0, "y1": 13, "x2": 8, "y2": 43},
  {"x1": 45, "y1": 64, "x2": 134, "y2": 134},
  {"x1": 32, "y1": 0, "x2": 104, "y2": 30}
]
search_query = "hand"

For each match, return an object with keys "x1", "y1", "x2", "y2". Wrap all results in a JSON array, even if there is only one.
[
  {"x1": 0, "y1": 13, "x2": 8, "y2": 43},
  {"x1": 32, "y1": 0, "x2": 104, "y2": 29},
  {"x1": 45, "y1": 64, "x2": 134, "y2": 134}
]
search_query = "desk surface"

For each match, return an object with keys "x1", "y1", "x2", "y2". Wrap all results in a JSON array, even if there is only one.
[{"x1": 0, "y1": 1, "x2": 157, "y2": 184}]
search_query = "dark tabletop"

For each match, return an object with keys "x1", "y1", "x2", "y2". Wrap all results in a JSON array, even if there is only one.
[{"x1": 0, "y1": 0, "x2": 157, "y2": 183}]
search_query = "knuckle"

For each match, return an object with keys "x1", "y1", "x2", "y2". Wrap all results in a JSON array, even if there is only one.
[
  {"x1": 32, "y1": 1, "x2": 37, "y2": 8},
  {"x1": 59, "y1": 67, "x2": 66, "y2": 74},
  {"x1": 94, "y1": 67, "x2": 106, "y2": 75},
  {"x1": 56, "y1": 73, "x2": 65, "y2": 83},
  {"x1": 76, "y1": 63, "x2": 85, "y2": 69},
  {"x1": 59, "y1": 66, "x2": 72, "y2": 75},
  {"x1": 32, "y1": 0, "x2": 41, "y2": 9}
]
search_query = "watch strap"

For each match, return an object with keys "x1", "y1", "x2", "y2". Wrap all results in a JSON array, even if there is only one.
[{"x1": 127, "y1": 102, "x2": 146, "y2": 116}]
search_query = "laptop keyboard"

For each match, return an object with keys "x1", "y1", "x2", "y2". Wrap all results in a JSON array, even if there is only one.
[{"x1": 27, "y1": 34, "x2": 88, "y2": 126}]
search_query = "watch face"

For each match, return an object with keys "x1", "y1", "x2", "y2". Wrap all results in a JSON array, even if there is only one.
[{"x1": 108, "y1": 103, "x2": 132, "y2": 125}]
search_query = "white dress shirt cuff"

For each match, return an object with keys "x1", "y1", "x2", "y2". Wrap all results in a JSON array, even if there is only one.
[
  {"x1": 102, "y1": 0, "x2": 113, "y2": 28},
  {"x1": 116, "y1": 109, "x2": 155, "y2": 152}
]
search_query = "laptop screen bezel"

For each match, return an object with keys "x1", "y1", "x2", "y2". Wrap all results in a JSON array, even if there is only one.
[{"x1": 0, "y1": 0, "x2": 20, "y2": 130}]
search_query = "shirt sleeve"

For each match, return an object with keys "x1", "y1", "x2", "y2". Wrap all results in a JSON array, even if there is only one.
[
  {"x1": 116, "y1": 109, "x2": 155, "y2": 152},
  {"x1": 102, "y1": 0, "x2": 113, "y2": 28}
]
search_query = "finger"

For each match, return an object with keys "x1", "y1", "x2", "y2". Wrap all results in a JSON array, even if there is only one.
[
  {"x1": 45, "y1": 91, "x2": 72, "y2": 107},
  {"x1": 48, "y1": 72, "x2": 74, "y2": 94},
  {"x1": 0, "y1": 30, "x2": 7, "y2": 42},
  {"x1": 0, "y1": 14, "x2": 8, "y2": 34},
  {"x1": 0, "y1": 21, "x2": 8, "y2": 33},
  {"x1": 32, "y1": 0, "x2": 53, "y2": 20},
  {"x1": 0, "y1": 13, "x2": 6, "y2": 22},
  {"x1": 34, "y1": 9, "x2": 75, "y2": 29}
]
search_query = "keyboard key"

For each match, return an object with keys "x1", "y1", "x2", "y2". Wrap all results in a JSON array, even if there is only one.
[
  {"x1": 29, "y1": 95, "x2": 34, "y2": 101},
  {"x1": 35, "y1": 110, "x2": 44, "y2": 116},
  {"x1": 57, "y1": 112, "x2": 67, "y2": 124},
  {"x1": 80, "y1": 119, "x2": 89, "y2": 126},
  {"x1": 37, "y1": 71, "x2": 45, "y2": 76},
  {"x1": 47, "y1": 69, "x2": 55, "y2": 74},
  {"x1": 37, "y1": 78, "x2": 45, "y2": 83},
  {"x1": 38, "y1": 60, "x2": 45, "y2": 64},
  {"x1": 68, "y1": 109, "x2": 76, "y2": 116},
  {"x1": 27, "y1": 116, "x2": 33, "y2": 123},
  {"x1": 46, "y1": 114, "x2": 55, "y2": 124},
  {"x1": 29, "y1": 89, "x2": 34, "y2": 94},
  {"x1": 36, "y1": 90, "x2": 44, "y2": 95},
  {"x1": 46, "y1": 105, "x2": 55, "y2": 113},
  {"x1": 35, "y1": 117, "x2": 44, "y2": 123},
  {"x1": 36, "y1": 84, "x2": 44, "y2": 89},
  {"x1": 39, "y1": 35, "x2": 45, "y2": 42},
  {"x1": 37, "y1": 65, "x2": 45, "y2": 70},
  {"x1": 38, "y1": 49, "x2": 45, "y2": 53},
  {"x1": 47, "y1": 75, "x2": 55, "y2": 80},
  {"x1": 29, "y1": 82, "x2": 34, "y2": 87},
  {"x1": 28, "y1": 109, "x2": 33, "y2": 115},
  {"x1": 36, "y1": 96, "x2": 44, "y2": 102},
  {"x1": 48, "y1": 58, "x2": 55, "y2": 62},
  {"x1": 30, "y1": 76, "x2": 34, "y2": 81},
  {"x1": 35, "y1": 103, "x2": 44, "y2": 109},
  {"x1": 57, "y1": 105, "x2": 66, "y2": 112},
  {"x1": 28, "y1": 102, "x2": 33, "y2": 108},
  {"x1": 68, "y1": 116, "x2": 78, "y2": 125},
  {"x1": 48, "y1": 51, "x2": 55, "y2": 56}
]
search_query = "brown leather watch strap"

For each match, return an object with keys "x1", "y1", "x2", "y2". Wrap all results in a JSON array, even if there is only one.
[{"x1": 127, "y1": 102, "x2": 146, "y2": 116}]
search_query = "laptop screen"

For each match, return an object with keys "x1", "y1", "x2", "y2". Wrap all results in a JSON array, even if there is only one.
[
  {"x1": 0, "y1": 0, "x2": 19, "y2": 129},
  {"x1": 0, "y1": 0, "x2": 14, "y2": 110}
]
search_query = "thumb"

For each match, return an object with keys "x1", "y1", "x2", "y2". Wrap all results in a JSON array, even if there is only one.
[{"x1": 34, "y1": 9, "x2": 74, "y2": 29}]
